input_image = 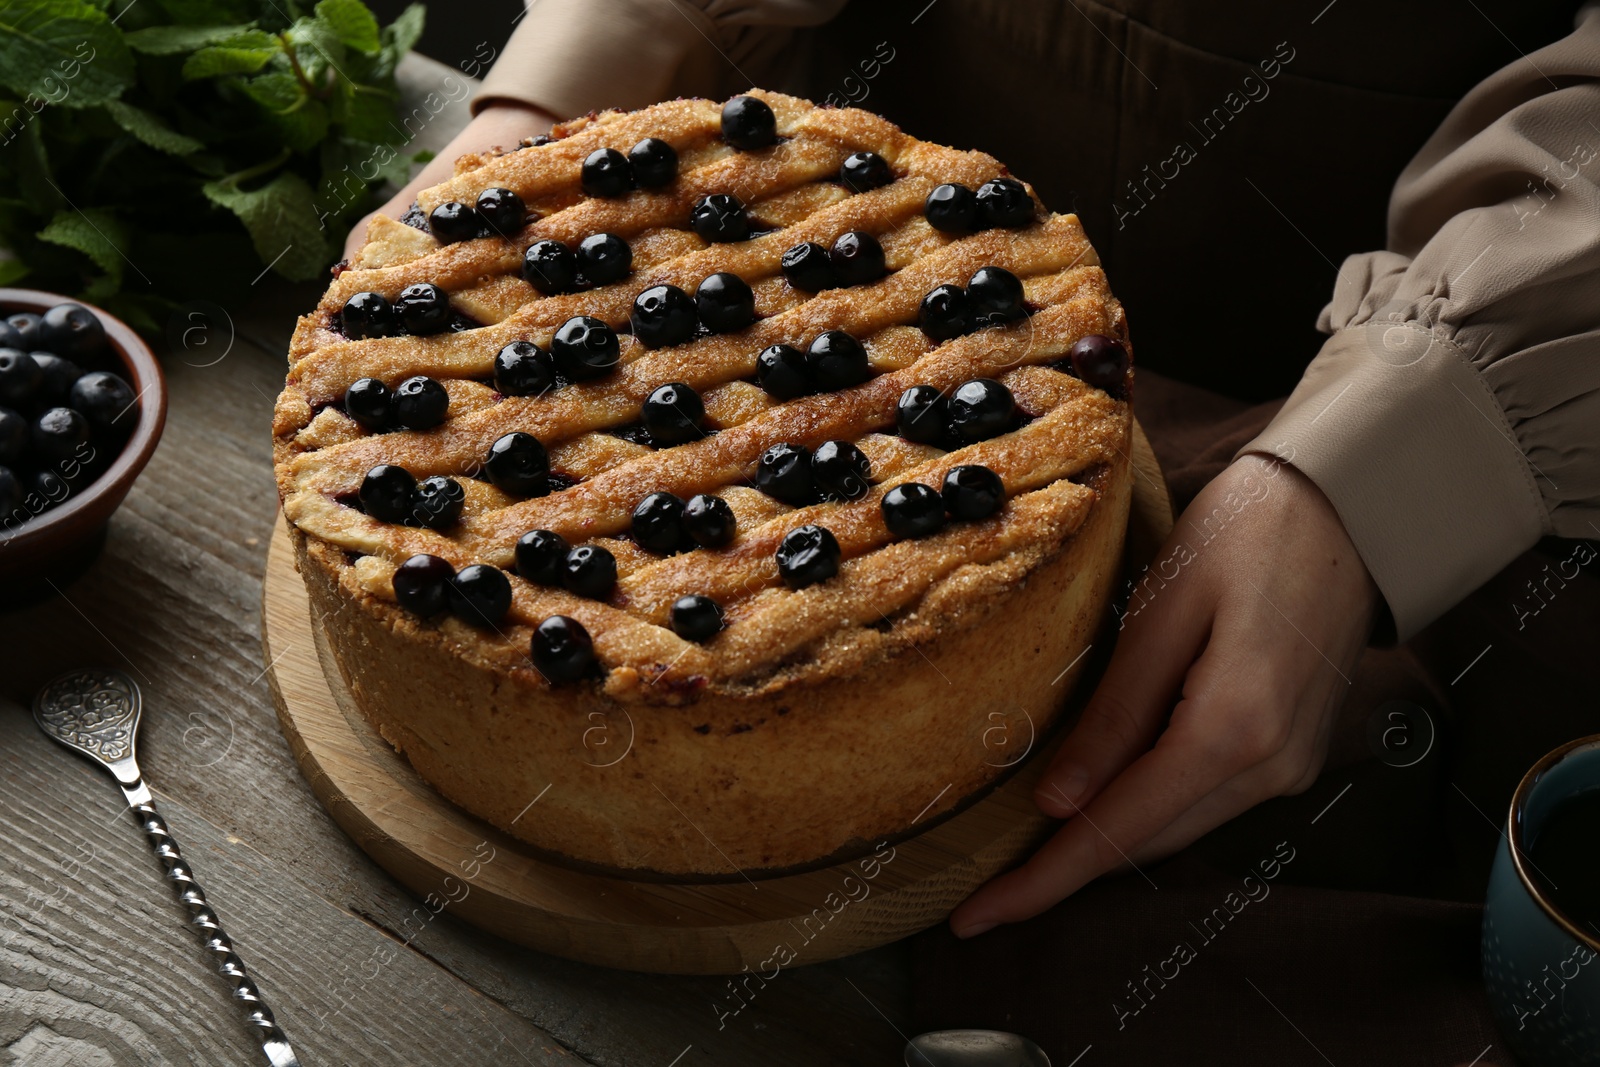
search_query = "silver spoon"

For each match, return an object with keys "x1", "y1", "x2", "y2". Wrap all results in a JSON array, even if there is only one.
[
  {"x1": 905, "y1": 1030, "x2": 1053, "y2": 1067},
  {"x1": 34, "y1": 668, "x2": 302, "y2": 1067}
]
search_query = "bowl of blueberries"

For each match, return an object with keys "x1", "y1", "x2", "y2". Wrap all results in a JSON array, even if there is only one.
[{"x1": 0, "y1": 288, "x2": 166, "y2": 599}]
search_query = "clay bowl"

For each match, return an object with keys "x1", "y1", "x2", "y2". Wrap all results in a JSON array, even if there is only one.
[{"x1": 0, "y1": 288, "x2": 167, "y2": 602}]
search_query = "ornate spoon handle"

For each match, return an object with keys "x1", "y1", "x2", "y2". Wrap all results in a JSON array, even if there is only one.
[
  {"x1": 131, "y1": 798, "x2": 301, "y2": 1066},
  {"x1": 33, "y1": 668, "x2": 302, "y2": 1067}
]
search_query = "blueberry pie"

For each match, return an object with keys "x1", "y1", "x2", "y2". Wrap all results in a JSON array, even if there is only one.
[{"x1": 272, "y1": 91, "x2": 1133, "y2": 876}]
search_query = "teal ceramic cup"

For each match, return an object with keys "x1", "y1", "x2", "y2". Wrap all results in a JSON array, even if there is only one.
[{"x1": 1482, "y1": 735, "x2": 1600, "y2": 1065}]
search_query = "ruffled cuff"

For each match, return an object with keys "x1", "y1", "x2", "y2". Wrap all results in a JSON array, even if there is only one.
[{"x1": 1238, "y1": 322, "x2": 1546, "y2": 641}]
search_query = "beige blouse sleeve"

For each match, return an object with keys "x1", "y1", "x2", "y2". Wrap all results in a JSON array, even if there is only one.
[
  {"x1": 1240, "y1": 5, "x2": 1600, "y2": 640},
  {"x1": 473, "y1": 0, "x2": 848, "y2": 119}
]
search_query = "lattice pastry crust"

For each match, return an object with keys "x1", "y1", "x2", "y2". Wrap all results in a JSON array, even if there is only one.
[{"x1": 273, "y1": 90, "x2": 1133, "y2": 876}]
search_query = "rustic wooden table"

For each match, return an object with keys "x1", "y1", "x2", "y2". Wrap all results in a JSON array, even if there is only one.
[{"x1": 0, "y1": 57, "x2": 913, "y2": 1067}]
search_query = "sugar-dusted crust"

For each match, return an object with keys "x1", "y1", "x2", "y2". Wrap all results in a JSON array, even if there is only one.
[{"x1": 273, "y1": 89, "x2": 1133, "y2": 875}]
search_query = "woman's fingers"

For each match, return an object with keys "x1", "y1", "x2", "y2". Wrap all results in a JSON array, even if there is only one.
[
  {"x1": 951, "y1": 690, "x2": 1268, "y2": 936},
  {"x1": 1034, "y1": 558, "x2": 1213, "y2": 817}
]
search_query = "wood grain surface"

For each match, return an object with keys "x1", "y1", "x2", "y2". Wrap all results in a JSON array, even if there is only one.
[
  {"x1": 260, "y1": 427, "x2": 1170, "y2": 976},
  {"x1": 0, "y1": 54, "x2": 1174, "y2": 1067}
]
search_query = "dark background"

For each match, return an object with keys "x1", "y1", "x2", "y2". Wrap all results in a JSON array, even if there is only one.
[
  {"x1": 369, "y1": 0, "x2": 523, "y2": 72},
  {"x1": 365, "y1": 0, "x2": 1581, "y2": 402}
]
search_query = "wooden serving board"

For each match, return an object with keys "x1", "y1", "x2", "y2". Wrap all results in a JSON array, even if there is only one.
[{"x1": 262, "y1": 424, "x2": 1171, "y2": 975}]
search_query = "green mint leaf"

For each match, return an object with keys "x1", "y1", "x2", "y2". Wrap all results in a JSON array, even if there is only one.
[
  {"x1": 2, "y1": 118, "x2": 60, "y2": 213},
  {"x1": 202, "y1": 172, "x2": 330, "y2": 282},
  {"x1": 37, "y1": 206, "x2": 128, "y2": 284},
  {"x1": 381, "y1": 3, "x2": 424, "y2": 56},
  {"x1": 102, "y1": 99, "x2": 204, "y2": 154},
  {"x1": 124, "y1": 21, "x2": 258, "y2": 55},
  {"x1": 182, "y1": 29, "x2": 280, "y2": 79},
  {"x1": 284, "y1": 15, "x2": 345, "y2": 85},
  {"x1": 0, "y1": 0, "x2": 135, "y2": 107},
  {"x1": 331, "y1": 81, "x2": 397, "y2": 143},
  {"x1": 315, "y1": 0, "x2": 380, "y2": 54},
  {"x1": 0, "y1": 257, "x2": 30, "y2": 286},
  {"x1": 242, "y1": 70, "x2": 329, "y2": 150}
]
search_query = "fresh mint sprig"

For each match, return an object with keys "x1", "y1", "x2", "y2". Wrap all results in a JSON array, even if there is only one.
[{"x1": 0, "y1": 0, "x2": 426, "y2": 334}]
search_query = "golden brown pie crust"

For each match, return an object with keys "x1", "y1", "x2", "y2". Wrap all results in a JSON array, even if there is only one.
[{"x1": 273, "y1": 90, "x2": 1132, "y2": 877}]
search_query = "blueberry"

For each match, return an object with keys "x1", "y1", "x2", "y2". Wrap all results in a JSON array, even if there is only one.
[
  {"x1": 32, "y1": 468, "x2": 69, "y2": 509},
  {"x1": 395, "y1": 283, "x2": 452, "y2": 335},
  {"x1": 39, "y1": 303, "x2": 105, "y2": 358},
  {"x1": 776, "y1": 524, "x2": 839, "y2": 588},
  {"x1": 695, "y1": 272, "x2": 755, "y2": 332},
  {"x1": 683, "y1": 493, "x2": 736, "y2": 547},
  {"x1": 897, "y1": 384, "x2": 949, "y2": 445},
  {"x1": 0, "y1": 320, "x2": 22, "y2": 350},
  {"x1": 476, "y1": 187, "x2": 526, "y2": 235},
  {"x1": 631, "y1": 285, "x2": 698, "y2": 348},
  {"x1": 671, "y1": 595, "x2": 724, "y2": 642},
  {"x1": 493, "y1": 341, "x2": 558, "y2": 396},
  {"x1": 975, "y1": 178, "x2": 1033, "y2": 228},
  {"x1": 562, "y1": 544, "x2": 616, "y2": 600},
  {"x1": 756, "y1": 343, "x2": 811, "y2": 399},
  {"x1": 359, "y1": 464, "x2": 416, "y2": 523},
  {"x1": 0, "y1": 348, "x2": 42, "y2": 407},
  {"x1": 629, "y1": 138, "x2": 678, "y2": 187},
  {"x1": 523, "y1": 239, "x2": 579, "y2": 294},
  {"x1": 532, "y1": 615, "x2": 596, "y2": 683},
  {"x1": 392, "y1": 375, "x2": 449, "y2": 431},
  {"x1": 918, "y1": 284, "x2": 975, "y2": 342},
  {"x1": 411, "y1": 475, "x2": 464, "y2": 530},
  {"x1": 1067, "y1": 334, "x2": 1130, "y2": 391},
  {"x1": 31, "y1": 406, "x2": 90, "y2": 465},
  {"x1": 754, "y1": 442, "x2": 816, "y2": 505},
  {"x1": 632, "y1": 491, "x2": 691, "y2": 554},
  {"x1": 551, "y1": 316, "x2": 620, "y2": 380},
  {"x1": 576, "y1": 233, "x2": 632, "y2": 286},
  {"x1": 804, "y1": 331, "x2": 871, "y2": 390},
  {"x1": 881, "y1": 483, "x2": 946, "y2": 538},
  {"x1": 829, "y1": 231, "x2": 886, "y2": 286},
  {"x1": 967, "y1": 266, "x2": 1025, "y2": 324},
  {"x1": 448, "y1": 564, "x2": 513, "y2": 627},
  {"x1": 7, "y1": 313, "x2": 42, "y2": 349},
  {"x1": 515, "y1": 529, "x2": 570, "y2": 584},
  {"x1": 31, "y1": 353, "x2": 81, "y2": 406},
  {"x1": 946, "y1": 378, "x2": 1016, "y2": 442},
  {"x1": 581, "y1": 148, "x2": 635, "y2": 198},
  {"x1": 0, "y1": 466, "x2": 20, "y2": 519},
  {"x1": 780, "y1": 242, "x2": 838, "y2": 291},
  {"x1": 811, "y1": 440, "x2": 871, "y2": 501},
  {"x1": 344, "y1": 377, "x2": 393, "y2": 430},
  {"x1": 691, "y1": 194, "x2": 750, "y2": 242},
  {"x1": 641, "y1": 382, "x2": 704, "y2": 445},
  {"x1": 392, "y1": 554, "x2": 455, "y2": 617},
  {"x1": 0, "y1": 408, "x2": 24, "y2": 466},
  {"x1": 942, "y1": 464, "x2": 1006, "y2": 520},
  {"x1": 69, "y1": 371, "x2": 137, "y2": 433},
  {"x1": 429, "y1": 201, "x2": 482, "y2": 244},
  {"x1": 721, "y1": 95, "x2": 777, "y2": 150},
  {"x1": 840, "y1": 151, "x2": 893, "y2": 192},
  {"x1": 341, "y1": 292, "x2": 397, "y2": 339},
  {"x1": 925, "y1": 183, "x2": 978, "y2": 233},
  {"x1": 485, "y1": 431, "x2": 549, "y2": 497}
]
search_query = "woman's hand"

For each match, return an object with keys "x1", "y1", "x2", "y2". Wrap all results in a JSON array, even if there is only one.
[
  {"x1": 949, "y1": 453, "x2": 1380, "y2": 937},
  {"x1": 342, "y1": 102, "x2": 558, "y2": 261}
]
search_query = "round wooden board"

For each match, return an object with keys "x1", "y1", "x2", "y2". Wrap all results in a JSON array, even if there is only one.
[{"x1": 262, "y1": 423, "x2": 1171, "y2": 975}]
